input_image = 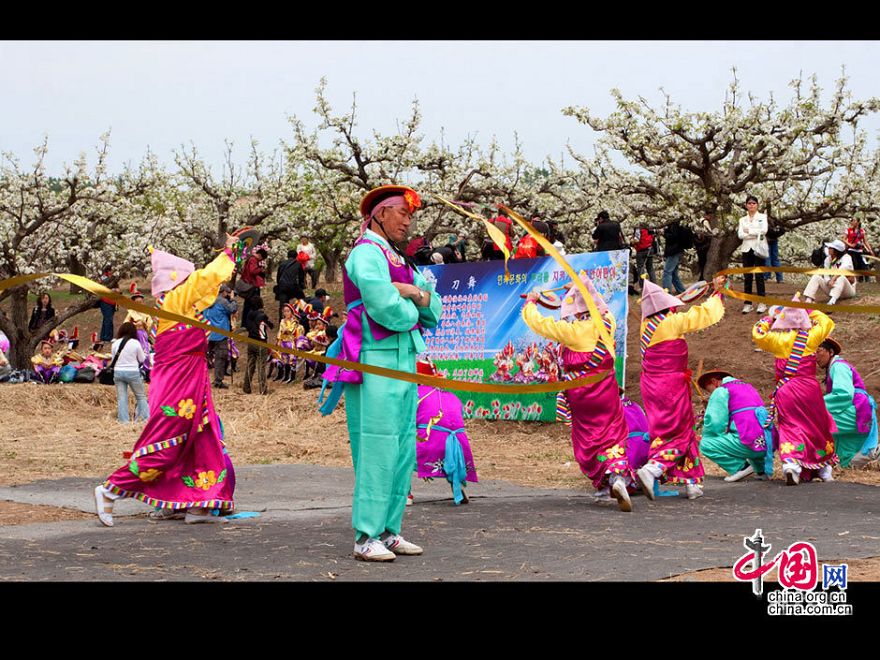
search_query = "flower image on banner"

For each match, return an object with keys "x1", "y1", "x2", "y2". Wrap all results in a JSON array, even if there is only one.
[{"x1": 420, "y1": 250, "x2": 629, "y2": 421}]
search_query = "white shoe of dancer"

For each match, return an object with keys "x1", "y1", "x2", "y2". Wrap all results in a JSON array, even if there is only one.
[
  {"x1": 685, "y1": 484, "x2": 704, "y2": 500},
  {"x1": 610, "y1": 476, "x2": 633, "y2": 512},
  {"x1": 94, "y1": 485, "x2": 116, "y2": 527},
  {"x1": 783, "y1": 463, "x2": 801, "y2": 486},
  {"x1": 636, "y1": 463, "x2": 662, "y2": 501},
  {"x1": 724, "y1": 464, "x2": 755, "y2": 482},
  {"x1": 184, "y1": 508, "x2": 229, "y2": 524},
  {"x1": 818, "y1": 465, "x2": 834, "y2": 482}
]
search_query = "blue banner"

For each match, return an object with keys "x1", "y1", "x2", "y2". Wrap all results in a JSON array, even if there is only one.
[{"x1": 419, "y1": 250, "x2": 629, "y2": 421}]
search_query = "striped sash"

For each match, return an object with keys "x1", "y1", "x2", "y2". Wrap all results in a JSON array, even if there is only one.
[
  {"x1": 640, "y1": 312, "x2": 668, "y2": 357},
  {"x1": 555, "y1": 317, "x2": 614, "y2": 424}
]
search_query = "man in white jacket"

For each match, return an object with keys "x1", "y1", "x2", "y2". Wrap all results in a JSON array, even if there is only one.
[
  {"x1": 804, "y1": 240, "x2": 856, "y2": 306},
  {"x1": 737, "y1": 195, "x2": 768, "y2": 314}
]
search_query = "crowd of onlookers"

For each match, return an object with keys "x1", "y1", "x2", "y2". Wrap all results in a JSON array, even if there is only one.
[{"x1": 2, "y1": 209, "x2": 876, "y2": 419}]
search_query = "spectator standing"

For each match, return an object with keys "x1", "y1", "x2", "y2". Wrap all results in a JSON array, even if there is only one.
[
  {"x1": 239, "y1": 245, "x2": 268, "y2": 329},
  {"x1": 630, "y1": 225, "x2": 657, "y2": 292},
  {"x1": 514, "y1": 219, "x2": 549, "y2": 259},
  {"x1": 203, "y1": 284, "x2": 237, "y2": 389},
  {"x1": 111, "y1": 322, "x2": 149, "y2": 424},
  {"x1": 591, "y1": 210, "x2": 626, "y2": 252},
  {"x1": 762, "y1": 216, "x2": 787, "y2": 283},
  {"x1": 843, "y1": 218, "x2": 874, "y2": 282},
  {"x1": 737, "y1": 195, "x2": 768, "y2": 314},
  {"x1": 661, "y1": 220, "x2": 692, "y2": 295},
  {"x1": 692, "y1": 215, "x2": 713, "y2": 282},
  {"x1": 28, "y1": 293, "x2": 56, "y2": 332},
  {"x1": 243, "y1": 296, "x2": 273, "y2": 395},
  {"x1": 275, "y1": 249, "x2": 306, "y2": 318},
  {"x1": 96, "y1": 266, "x2": 119, "y2": 342},
  {"x1": 297, "y1": 236, "x2": 319, "y2": 289}
]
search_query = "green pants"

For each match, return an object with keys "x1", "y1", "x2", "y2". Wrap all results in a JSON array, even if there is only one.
[
  {"x1": 701, "y1": 432, "x2": 768, "y2": 475},
  {"x1": 344, "y1": 347, "x2": 417, "y2": 540}
]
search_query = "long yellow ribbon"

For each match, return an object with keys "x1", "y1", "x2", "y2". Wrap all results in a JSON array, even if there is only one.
[
  {"x1": 716, "y1": 266, "x2": 880, "y2": 314},
  {"x1": 434, "y1": 196, "x2": 512, "y2": 278},
  {"x1": 498, "y1": 205, "x2": 617, "y2": 357},
  {"x1": 0, "y1": 272, "x2": 608, "y2": 393}
]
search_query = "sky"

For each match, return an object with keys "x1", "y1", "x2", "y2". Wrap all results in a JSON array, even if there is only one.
[{"x1": 2, "y1": 40, "x2": 880, "y2": 175}]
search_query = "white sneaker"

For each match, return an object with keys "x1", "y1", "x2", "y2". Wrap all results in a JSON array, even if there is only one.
[
  {"x1": 818, "y1": 465, "x2": 834, "y2": 482},
  {"x1": 685, "y1": 484, "x2": 704, "y2": 500},
  {"x1": 828, "y1": 298, "x2": 838, "y2": 306},
  {"x1": 636, "y1": 466, "x2": 657, "y2": 501},
  {"x1": 724, "y1": 464, "x2": 755, "y2": 482},
  {"x1": 382, "y1": 534, "x2": 423, "y2": 556},
  {"x1": 742, "y1": 303, "x2": 753, "y2": 314},
  {"x1": 756, "y1": 303, "x2": 768, "y2": 314},
  {"x1": 610, "y1": 476, "x2": 633, "y2": 512},
  {"x1": 354, "y1": 537, "x2": 396, "y2": 562},
  {"x1": 94, "y1": 485, "x2": 115, "y2": 527},
  {"x1": 783, "y1": 464, "x2": 801, "y2": 486},
  {"x1": 184, "y1": 509, "x2": 229, "y2": 524}
]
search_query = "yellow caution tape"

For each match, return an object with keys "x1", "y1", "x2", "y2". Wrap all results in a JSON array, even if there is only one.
[{"x1": 0, "y1": 272, "x2": 609, "y2": 393}]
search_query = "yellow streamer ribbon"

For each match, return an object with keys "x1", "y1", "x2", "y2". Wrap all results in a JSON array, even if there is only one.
[
  {"x1": 498, "y1": 205, "x2": 617, "y2": 358},
  {"x1": 716, "y1": 266, "x2": 880, "y2": 314},
  {"x1": 434, "y1": 196, "x2": 511, "y2": 278},
  {"x1": 0, "y1": 272, "x2": 609, "y2": 394}
]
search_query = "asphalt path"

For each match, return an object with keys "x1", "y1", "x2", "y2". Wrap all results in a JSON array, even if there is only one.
[{"x1": 0, "y1": 464, "x2": 877, "y2": 581}]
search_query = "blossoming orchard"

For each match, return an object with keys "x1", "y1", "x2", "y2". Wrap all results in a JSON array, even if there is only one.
[{"x1": 2, "y1": 73, "x2": 878, "y2": 369}]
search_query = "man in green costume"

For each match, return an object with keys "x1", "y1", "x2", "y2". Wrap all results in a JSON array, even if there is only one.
[{"x1": 337, "y1": 185, "x2": 443, "y2": 562}]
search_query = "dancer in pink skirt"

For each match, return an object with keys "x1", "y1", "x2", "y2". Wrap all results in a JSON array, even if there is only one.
[
  {"x1": 94, "y1": 235, "x2": 239, "y2": 526},
  {"x1": 522, "y1": 273, "x2": 633, "y2": 512},
  {"x1": 752, "y1": 298, "x2": 837, "y2": 484},
  {"x1": 413, "y1": 358, "x2": 478, "y2": 505},
  {"x1": 635, "y1": 276, "x2": 726, "y2": 501}
]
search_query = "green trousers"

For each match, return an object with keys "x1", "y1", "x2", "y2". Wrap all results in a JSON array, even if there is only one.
[
  {"x1": 344, "y1": 347, "x2": 417, "y2": 540},
  {"x1": 701, "y1": 432, "x2": 768, "y2": 475}
]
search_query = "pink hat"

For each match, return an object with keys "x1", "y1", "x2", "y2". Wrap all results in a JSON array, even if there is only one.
[
  {"x1": 771, "y1": 294, "x2": 811, "y2": 331},
  {"x1": 150, "y1": 248, "x2": 196, "y2": 297},
  {"x1": 639, "y1": 279, "x2": 684, "y2": 319},
  {"x1": 560, "y1": 273, "x2": 610, "y2": 319}
]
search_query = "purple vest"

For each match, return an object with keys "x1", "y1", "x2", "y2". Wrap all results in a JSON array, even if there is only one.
[
  {"x1": 324, "y1": 237, "x2": 417, "y2": 385},
  {"x1": 825, "y1": 358, "x2": 874, "y2": 434},
  {"x1": 721, "y1": 379, "x2": 767, "y2": 450}
]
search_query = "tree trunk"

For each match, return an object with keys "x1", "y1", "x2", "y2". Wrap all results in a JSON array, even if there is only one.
[
  {"x1": 704, "y1": 231, "x2": 743, "y2": 281},
  {"x1": 321, "y1": 249, "x2": 343, "y2": 283},
  {"x1": 8, "y1": 288, "x2": 32, "y2": 370},
  {"x1": 67, "y1": 253, "x2": 87, "y2": 294}
]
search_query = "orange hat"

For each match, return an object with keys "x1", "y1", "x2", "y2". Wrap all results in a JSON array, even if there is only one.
[{"x1": 359, "y1": 185, "x2": 422, "y2": 218}]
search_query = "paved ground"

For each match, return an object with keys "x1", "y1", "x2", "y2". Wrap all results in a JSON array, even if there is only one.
[{"x1": 0, "y1": 464, "x2": 877, "y2": 581}]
